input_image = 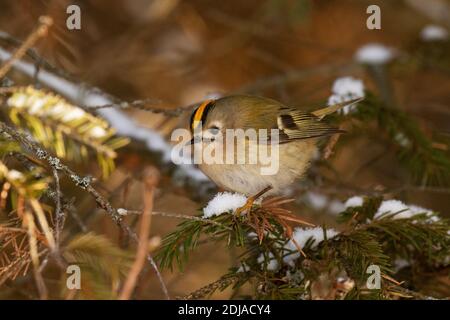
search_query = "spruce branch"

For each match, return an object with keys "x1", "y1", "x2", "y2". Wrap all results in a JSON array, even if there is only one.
[
  {"x1": 351, "y1": 92, "x2": 450, "y2": 186},
  {"x1": 118, "y1": 209, "x2": 233, "y2": 229},
  {"x1": 9, "y1": 151, "x2": 87, "y2": 233},
  {"x1": 62, "y1": 232, "x2": 132, "y2": 299},
  {"x1": 0, "y1": 121, "x2": 170, "y2": 299},
  {"x1": 157, "y1": 193, "x2": 449, "y2": 300},
  {"x1": 85, "y1": 99, "x2": 184, "y2": 116},
  {"x1": 179, "y1": 273, "x2": 244, "y2": 300},
  {"x1": 0, "y1": 30, "x2": 68, "y2": 80},
  {"x1": 2, "y1": 86, "x2": 129, "y2": 176}
]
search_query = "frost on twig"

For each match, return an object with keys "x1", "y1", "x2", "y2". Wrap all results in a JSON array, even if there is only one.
[
  {"x1": 0, "y1": 121, "x2": 170, "y2": 299},
  {"x1": 4, "y1": 86, "x2": 129, "y2": 177},
  {"x1": 0, "y1": 46, "x2": 209, "y2": 186}
]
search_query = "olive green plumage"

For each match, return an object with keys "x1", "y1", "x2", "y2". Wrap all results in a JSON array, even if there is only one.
[{"x1": 189, "y1": 95, "x2": 359, "y2": 196}]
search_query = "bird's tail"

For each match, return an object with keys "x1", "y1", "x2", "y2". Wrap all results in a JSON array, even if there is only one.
[{"x1": 312, "y1": 97, "x2": 364, "y2": 120}]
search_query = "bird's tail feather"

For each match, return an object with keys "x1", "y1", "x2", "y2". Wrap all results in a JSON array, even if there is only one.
[{"x1": 312, "y1": 97, "x2": 363, "y2": 120}]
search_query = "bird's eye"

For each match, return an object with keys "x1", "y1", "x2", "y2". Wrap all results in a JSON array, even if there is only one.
[{"x1": 208, "y1": 126, "x2": 220, "y2": 135}]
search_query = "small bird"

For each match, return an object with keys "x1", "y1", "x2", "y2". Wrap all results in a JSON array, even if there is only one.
[{"x1": 189, "y1": 95, "x2": 359, "y2": 211}]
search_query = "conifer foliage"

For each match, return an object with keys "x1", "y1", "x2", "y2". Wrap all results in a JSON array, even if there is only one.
[{"x1": 0, "y1": 4, "x2": 449, "y2": 300}]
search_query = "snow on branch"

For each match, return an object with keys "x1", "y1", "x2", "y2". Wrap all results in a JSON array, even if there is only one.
[
  {"x1": 355, "y1": 43, "x2": 395, "y2": 65},
  {"x1": 0, "y1": 47, "x2": 208, "y2": 183},
  {"x1": 203, "y1": 192, "x2": 248, "y2": 218}
]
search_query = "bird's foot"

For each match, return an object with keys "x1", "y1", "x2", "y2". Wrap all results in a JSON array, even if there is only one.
[
  {"x1": 234, "y1": 186, "x2": 273, "y2": 216},
  {"x1": 234, "y1": 198, "x2": 254, "y2": 216}
]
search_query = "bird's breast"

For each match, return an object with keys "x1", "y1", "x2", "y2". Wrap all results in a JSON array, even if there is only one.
[{"x1": 197, "y1": 139, "x2": 317, "y2": 195}]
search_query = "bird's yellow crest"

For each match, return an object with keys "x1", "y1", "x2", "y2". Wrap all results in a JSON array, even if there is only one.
[{"x1": 190, "y1": 99, "x2": 214, "y2": 133}]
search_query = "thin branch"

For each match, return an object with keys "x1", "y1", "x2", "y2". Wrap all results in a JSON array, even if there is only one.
[
  {"x1": 323, "y1": 130, "x2": 343, "y2": 160},
  {"x1": 52, "y1": 168, "x2": 63, "y2": 247},
  {"x1": 0, "y1": 30, "x2": 71, "y2": 80},
  {"x1": 0, "y1": 121, "x2": 170, "y2": 299},
  {"x1": 0, "y1": 45, "x2": 210, "y2": 189},
  {"x1": 9, "y1": 151, "x2": 87, "y2": 232},
  {"x1": 0, "y1": 121, "x2": 123, "y2": 223},
  {"x1": 119, "y1": 167, "x2": 159, "y2": 300},
  {"x1": 0, "y1": 16, "x2": 53, "y2": 80},
  {"x1": 23, "y1": 208, "x2": 47, "y2": 300},
  {"x1": 118, "y1": 209, "x2": 233, "y2": 230},
  {"x1": 86, "y1": 99, "x2": 184, "y2": 116},
  {"x1": 178, "y1": 274, "x2": 242, "y2": 300}
]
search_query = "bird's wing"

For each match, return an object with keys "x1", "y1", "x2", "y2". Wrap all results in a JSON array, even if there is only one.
[
  {"x1": 274, "y1": 98, "x2": 364, "y2": 142},
  {"x1": 237, "y1": 97, "x2": 350, "y2": 144},
  {"x1": 275, "y1": 108, "x2": 344, "y2": 143}
]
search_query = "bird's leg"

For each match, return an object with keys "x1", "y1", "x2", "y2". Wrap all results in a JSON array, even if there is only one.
[{"x1": 235, "y1": 185, "x2": 273, "y2": 216}]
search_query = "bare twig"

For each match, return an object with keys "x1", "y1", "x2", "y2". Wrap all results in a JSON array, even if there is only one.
[
  {"x1": 118, "y1": 209, "x2": 233, "y2": 230},
  {"x1": 52, "y1": 168, "x2": 64, "y2": 247},
  {"x1": 87, "y1": 99, "x2": 184, "y2": 116},
  {"x1": 323, "y1": 130, "x2": 343, "y2": 160},
  {"x1": 0, "y1": 16, "x2": 53, "y2": 80},
  {"x1": 0, "y1": 44, "x2": 210, "y2": 193},
  {"x1": 0, "y1": 121, "x2": 170, "y2": 299},
  {"x1": 0, "y1": 121, "x2": 123, "y2": 223},
  {"x1": 119, "y1": 167, "x2": 159, "y2": 300},
  {"x1": 27, "y1": 199, "x2": 55, "y2": 254},
  {"x1": 179, "y1": 274, "x2": 243, "y2": 300},
  {"x1": 0, "y1": 30, "x2": 71, "y2": 80},
  {"x1": 9, "y1": 151, "x2": 87, "y2": 232},
  {"x1": 23, "y1": 208, "x2": 47, "y2": 300}
]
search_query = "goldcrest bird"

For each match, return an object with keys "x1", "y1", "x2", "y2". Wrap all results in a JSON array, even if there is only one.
[{"x1": 189, "y1": 95, "x2": 359, "y2": 202}]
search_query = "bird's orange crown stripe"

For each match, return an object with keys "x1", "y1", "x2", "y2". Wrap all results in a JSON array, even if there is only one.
[{"x1": 191, "y1": 99, "x2": 213, "y2": 132}]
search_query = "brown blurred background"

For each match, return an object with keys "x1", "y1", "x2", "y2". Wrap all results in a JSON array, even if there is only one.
[{"x1": 0, "y1": 0, "x2": 449, "y2": 299}]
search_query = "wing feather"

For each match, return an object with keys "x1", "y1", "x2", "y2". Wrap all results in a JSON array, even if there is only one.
[
  {"x1": 233, "y1": 95, "x2": 346, "y2": 144},
  {"x1": 276, "y1": 109, "x2": 344, "y2": 142}
]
